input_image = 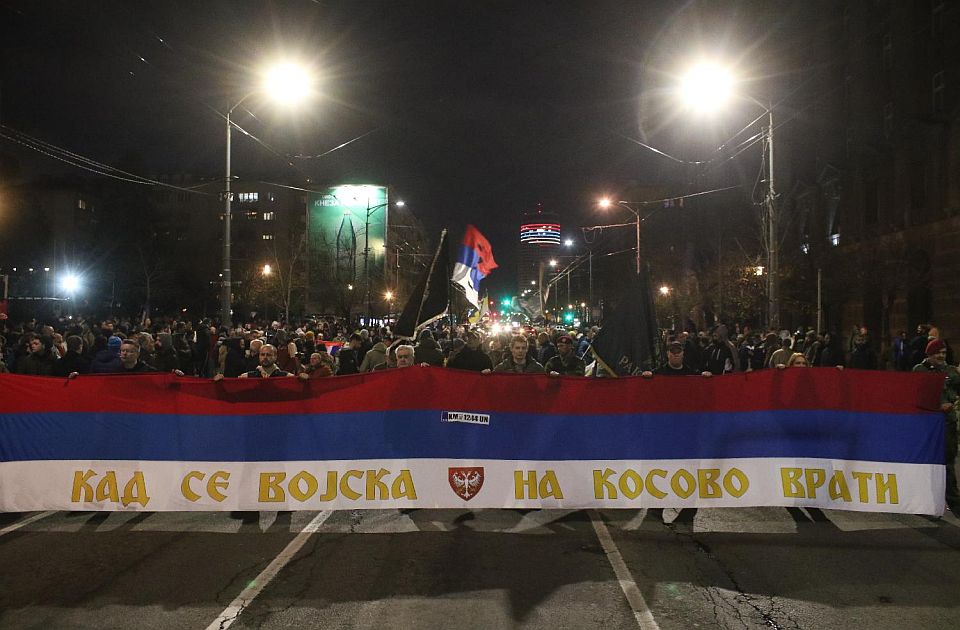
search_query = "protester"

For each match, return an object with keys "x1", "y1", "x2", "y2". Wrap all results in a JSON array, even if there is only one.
[
  {"x1": 15, "y1": 334, "x2": 58, "y2": 376},
  {"x1": 545, "y1": 335, "x2": 586, "y2": 376},
  {"x1": 489, "y1": 335, "x2": 544, "y2": 374},
  {"x1": 53, "y1": 335, "x2": 90, "y2": 376},
  {"x1": 913, "y1": 338, "x2": 960, "y2": 513},
  {"x1": 299, "y1": 352, "x2": 334, "y2": 379},
  {"x1": 236, "y1": 344, "x2": 293, "y2": 378},
  {"x1": 117, "y1": 339, "x2": 157, "y2": 373},
  {"x1": 644, "y1": 341, "x2": 712, "y2": 377},
  {"x1": 447, "y1": 331, "x2": 493, "y2": 372}
]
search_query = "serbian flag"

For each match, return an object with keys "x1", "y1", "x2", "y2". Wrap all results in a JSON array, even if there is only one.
[{"x1": 451, "y1": 225, "x2": 498, "y2": 308}]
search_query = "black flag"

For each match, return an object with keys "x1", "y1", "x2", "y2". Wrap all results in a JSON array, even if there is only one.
[
  {"x1": 394, "y1": 230, "x2": 450, "y2": 338},
  {"x1": 589, "y1": 266, "x2": 662, "y2": 376}
]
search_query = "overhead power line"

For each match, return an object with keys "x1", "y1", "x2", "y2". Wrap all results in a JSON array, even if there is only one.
[{"x1": 0, "y1": 124, "x2": 213, "y2": 195}]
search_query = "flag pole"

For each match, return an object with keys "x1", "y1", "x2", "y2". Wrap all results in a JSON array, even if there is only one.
[{"x1": 413, "y1": 229, "x2": 447, "y2": 334}]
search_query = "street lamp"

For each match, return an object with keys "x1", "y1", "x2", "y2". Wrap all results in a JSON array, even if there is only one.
[
  {"x1": 679, "y1": 61, "x2": 779, "y2": 329},
  {"x1": 60, "y1": 273, "x2": 81, "y2": 294},
  {"x1": 221, "y1": 61, "x2": 313, "y2": 326},
  {"x1": 384, "y1": 290, "x2": 394, "y2": 323},
  {"x1": 262, "y1": 264, "x2": 273, "y2": 276},
  {"x1": 659, "y1": 285, "x2": 671, "y2": 296},
  {"x1": 598, "y1": 197, "x2": 643, "y2": 275}
]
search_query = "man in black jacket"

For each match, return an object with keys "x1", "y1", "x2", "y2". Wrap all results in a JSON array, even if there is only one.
[
  {"x1": 447, "y1": 331, "x2": 493, "y2": 372},
  {"x1": 545, "y1": 335, "x2": 586, "y2": 376},
  {"x1": 53, "y1": 335, "x2": 89, "y2": 376},
  {"x1": 118, "y1": 339, "x2": 157, "y2": 373},
  {"x1": 16, "y1": 334, "x2": 58, "y2": 376},
  {"x1": 336, "y1": 333, "x2": 363, "y2": 375}
]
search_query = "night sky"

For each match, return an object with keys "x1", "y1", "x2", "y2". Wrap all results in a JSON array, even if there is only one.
[{"x1": 1, "y1": 1, "x2": 814, "y2": 294}]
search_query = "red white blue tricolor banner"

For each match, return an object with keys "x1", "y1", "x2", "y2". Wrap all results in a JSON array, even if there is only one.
[
  {"x1": 0, "y1": 369, "x2": 946, "y2": 514},
  {"x1": 451, "y1": 224, "x2": 498, "y2": 309}
]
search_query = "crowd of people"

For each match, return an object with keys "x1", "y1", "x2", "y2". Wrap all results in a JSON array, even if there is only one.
[{"x1": 0, "y1": 311, "x2": 955, "y2": 379}]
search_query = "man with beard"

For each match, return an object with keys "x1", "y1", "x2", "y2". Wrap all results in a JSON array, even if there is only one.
[{"x1": 236, "y1": 344, "x2": 293, "y2": 378}]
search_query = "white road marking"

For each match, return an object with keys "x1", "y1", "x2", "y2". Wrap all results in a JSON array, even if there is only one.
[
  {"x1": 590, "y1": 510, "x2": 661, "y2": 630},
  {"x1": 205, "y1": 510, "x2": 334, "y2": 630},
  {"x1": 0, "y1": 511, "x2": 57, "y2": 537}
]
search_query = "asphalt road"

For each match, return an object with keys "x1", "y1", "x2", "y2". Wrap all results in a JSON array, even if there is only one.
[{"x1": 1, "y1": 505, "x2": 958, "y2": 630}]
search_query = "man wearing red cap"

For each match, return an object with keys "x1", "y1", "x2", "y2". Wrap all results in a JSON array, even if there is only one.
[{"x1": 914, "y1": 337, "x2": 960, "y2": 513}]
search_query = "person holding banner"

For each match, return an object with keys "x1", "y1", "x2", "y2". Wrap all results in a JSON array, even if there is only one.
[
  {"x1": 117, "y1": 339, "x2": 157, "y2": 373},
  {"x1": 235, "y1": 344, "x2": 293, "y2": 379},
  {"x1": 489, "y1": 335, "x2": 544, "y2": 374},
  {"x1": 913, "y1": 338, "x2": 960, "y2": 513},
  {"x1": 545, "y1": 335, "x2": 586, "y2": 377},
  {"x1": 644, "y1": 341, "x2": 712, "y2": 377}
]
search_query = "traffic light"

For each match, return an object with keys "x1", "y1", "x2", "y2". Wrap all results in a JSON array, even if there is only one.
[
  {"x1": 501, "y1": 297, "x2": 511, "y2": 307},
  {"x1": 562, "y1": 311, "x2": 574, "y2": 323}
]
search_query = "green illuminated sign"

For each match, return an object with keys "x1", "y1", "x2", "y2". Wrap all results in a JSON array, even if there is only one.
[{"x1": 308, "y1": 185, "x2": 389, "y2": 284}]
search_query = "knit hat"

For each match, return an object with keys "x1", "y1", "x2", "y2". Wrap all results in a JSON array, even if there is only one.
[
  {"x1": 107, "y1": 335, "x2": 123, "y2": 349},
  {"x1": 925, "y1": 338, "x2": 946, "y2": 356}
]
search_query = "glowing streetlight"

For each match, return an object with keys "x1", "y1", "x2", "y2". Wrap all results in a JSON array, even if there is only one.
[
  {"x1": 384, "y1": 290, "x2": 394, "y2": 301},
  {"x1": 598, "y1": 197, "x2": 612, "y2": 209},
  {"x1": 678, "y1": 60, "x2": 779, "y2": 329},
  {"x1": 263, "y1": 62, "x2": 314, "y2": 104},
  {"x1": 395, "y1": 200, "x2": 405, "y2": 208},
  {"x1": 679, "y1": 62, "x2": 734, "y2": 113},
  {"x1": 549, "y1": 259, "x2": 558, "y2": 267},
  {"x1": 530, "y1": 280, "x2": 536, "y2": 285},
  {"x1": 659, "y1": 285, "x2": 671, "y2": 296},
  {"x1": 347, "y1": 284, "x2": 354, "y2": 290},
  {"x1": 221, "y1": 60, "x2": 314, "y2": 326},
  {"x1": 564, "y1": 238, "x2": 574, "y2": 247},
  {"x1": 262, "y1": 264, "x2": 273, "y2": 276},
  {"x1": 61, "y1": 273, "x2": 80, "y2": 293}
]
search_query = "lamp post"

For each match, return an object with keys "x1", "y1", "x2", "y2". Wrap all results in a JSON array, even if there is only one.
[
  {"x1": 221, "y1": 62, "x2": 312, "y2": 326},
  {"x1": 597, "y1": 198, "x2": 645, "y2": 275},
  {"x1": 363, "y1": 201, "x2": 387, "y2": 319},
  {"x1": 360, "y1": 198, "x2": 405, "y2": 319},
  {"x1": 679, "y1": 62, "x2": 779, "y2": 329}
]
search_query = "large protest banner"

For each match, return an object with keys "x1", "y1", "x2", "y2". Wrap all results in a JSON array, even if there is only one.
[{"x1": 0, "y1": 369, "x2": 946, "y2": 514}]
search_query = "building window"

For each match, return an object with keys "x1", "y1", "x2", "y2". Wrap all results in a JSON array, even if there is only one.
[
  {"x1": 268, "y1": 193, "x2": 277, "y2": 203},
  {"x1": 830, "y1": 233, "x2": 840, "y2": 247},
  {"x1": 261, "y1": 234, "x2": 274, "y2": 240},
  {"x1": 883, "y1": 102, "x2": 894, "y2": 139},
  {"x1": 77, "y1": 198, "x2": 87, "y2": 210},
  {"x1": 801, "y1": 242, "x2": 810, "y2": 255},
  {"x1": 932, "y1": 70, "x2": 945, "y2": 115},
  {"x1": 262, "y1": 212, "x2": 275, "y2": 221},
  {"x1": 238, "y1": 192, "x2": 259, "y2": 203}
]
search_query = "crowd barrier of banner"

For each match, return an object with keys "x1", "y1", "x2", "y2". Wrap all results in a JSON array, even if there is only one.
[{"x1": 0, "y1": 369, "x2": 946, "y2": 514}]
